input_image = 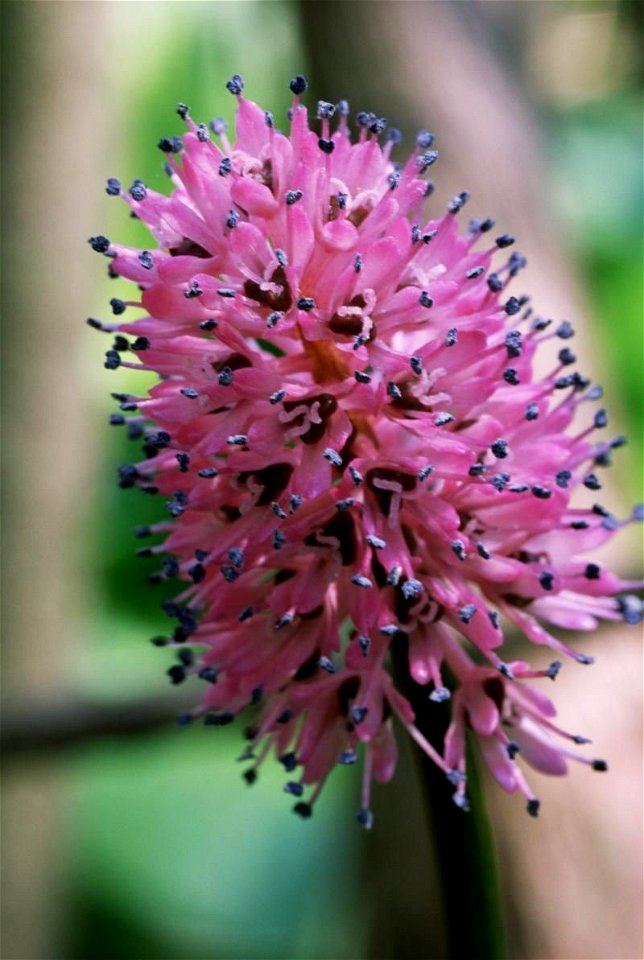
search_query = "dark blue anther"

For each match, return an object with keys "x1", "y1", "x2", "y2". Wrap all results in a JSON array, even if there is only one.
[
  {"x1": 129, "y1": 181, "x2": 147, "y2": 201},
  {"x1": 226, "y1": 74, "x2": 244, "y2": 95},
  {"x1": 495, "y1": 234, "x2": 514, "y2": 248},
  {"x1": 503, "y1": 368, "x2": 520, "y2": 385},
  {"x1": 491, "y1": 439, "x2": 509, "y2": 459}
]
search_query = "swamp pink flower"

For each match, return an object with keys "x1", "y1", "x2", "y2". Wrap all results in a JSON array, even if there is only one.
[{"x1": 89, "y1": 75, "x2": 642, "y2": 827}]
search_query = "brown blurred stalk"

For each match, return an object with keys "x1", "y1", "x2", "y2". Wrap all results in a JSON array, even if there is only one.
[{"x1": 1, "y1": 3, "x2": 112, "y2": 957}]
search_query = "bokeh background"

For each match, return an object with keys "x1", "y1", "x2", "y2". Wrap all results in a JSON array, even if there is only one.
[{"x1": 1, "y1": 2, "x2": 642, "y2": 958}]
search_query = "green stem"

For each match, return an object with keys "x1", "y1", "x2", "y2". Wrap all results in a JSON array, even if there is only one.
[{"x1": 393, "y1": 645, "x2": 507, "y2": 960}]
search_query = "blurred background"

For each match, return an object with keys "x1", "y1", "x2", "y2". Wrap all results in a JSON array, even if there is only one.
[{"x1": 1, "y1": 1, "x2": 642, "y2": 958}]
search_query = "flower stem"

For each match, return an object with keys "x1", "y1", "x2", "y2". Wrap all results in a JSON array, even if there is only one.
[{"x1": 393, "y1": 645, "x2": 507, "y2": 960}]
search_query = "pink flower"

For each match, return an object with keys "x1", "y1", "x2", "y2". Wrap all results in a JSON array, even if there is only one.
[{"x1": 90, "y1": 75, "x2": 642, "y2": 827}]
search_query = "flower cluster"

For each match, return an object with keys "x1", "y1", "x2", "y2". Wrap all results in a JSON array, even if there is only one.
[{"x1": 90, "y1": 75, "x2": 642, "y2": 827}]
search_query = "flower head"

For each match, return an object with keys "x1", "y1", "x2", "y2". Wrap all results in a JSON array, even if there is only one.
[{"x1": 91, "y1": 75, "x2": 642, "y2": 827}]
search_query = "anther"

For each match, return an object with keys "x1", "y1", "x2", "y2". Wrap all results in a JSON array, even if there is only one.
[
  {"x1": 204, "y1": 711, "x2": 235, "y2": 726},
  {"x1": 415, "y1": 150, "x2": 439, "y2": 172},
  {"x1": 89, "y1": 235, "x2": 110, "y2": 254},
  {"x1": 357, "y1": 808, "x2": 374, "y2": 830},
  {"x1": 317, "y1": 100, "x2": 335, "y2": 119},
  {"x1": 495, "y1": 234, "x2": 514, "y2": 248},
  {"x1": 158, "y1": 136, "x2": 182, "y2": 154},
  {"x1": 445, "y1": 327, "x2": 458, "y2": 347},
  {"x1": 419, "y1": 291, "x2": 433, "y2": 308},
  {"x1": 286, "y1": 190, "x2": 303, "y2": 205},
  {"x1": 558, "y1": 347, "x2": 576, "y2": 366},
  {"x1": 505, "y1": 296, "x2": 521, "y2": 316},
  {"x1": 458, "y1": 604, "x2": 477, "y2": 624},
  {"x1": 531, "y1": 485, "x2": 551, "y2": 499},
  {"x1": 429, "y1": 687, "x2": 451, "y2": 703},
  {"x1": 400, "y1": 579, "x2": 422, "y2": 600},
  {"x1": 110, "y1": 298, "x2": 126, "y2": 315},
  {"x1": 318, "y1": 656, "x2": 336, "y2": 673},
  {"x1": 503, "y1": 368, "x2": 520, "y2": 385},
  {"x1": 297, "y1": 297, "x2": 315, "y2": 311},
  {"x1": 289, "y1": 75, "x2": 307, "y2": 95},
  {"x1": 106, "y1": 177, "x2": 121, "y2": 196},
  {"x1": 104, "y1": 350, "x2": 121, "y2": 370},
  {"x1": 366, "y1": 535, "x2": 386, "y2": 549},
  {"x1": 349, "y1": 467, "x2": 363, "y2": 485},
  {"x1": 504, "y1": 330, "x2": 522, "y2": 358},
  {"x1": 352, "y1": 575, "x2": 373, "y2": 589},
  {"x1": 555, "y1": 321, "x2": 575, "y2": 339},
  {"x1": 358, "y1": 635, "x2": 371, "y2": 655},
  {"x1": 525, "y1": 403, "x2": 539, "y2": 421},
  {"x1": 226, "y1": 74, "x2": 244, "y2": 95},
  {"x1": 200, "y1": 319, "x2": 218, "y2": 331},
  {"x1": 354, "y1": 371, "x2": 371, "y2": 384},
  {"x1": 618, "y1": 595, "x2": 643, "y2": 625},
  {"x1": 466, "y1": 266, "x2": 485, "y2": 279},
  {"x1": 491, "y1": 439, "x2": 509, "y2": 459},
  {"x1": 584, "y1": 563, "x2": 601, "y2": 580},
  {"x1": 594, "y1": 409, "x2": 608, "y2": 429},
  {"x1": 129, "y1": 181, "x2": 147, "y2": 201},
  {"x1": 487, "y1": 273, "x2": 503, "y2": 293},
  {"x1": 323, "y1": 448, "x2": 343, "y2": 466},
  {"x1": 576, "y1": 653, "x2": 595, "y2": 665},
  {"x1": 435, "y1": 413, "x2": 454, "y2": 426},
  {"x1": 451, "y1": 540, "x2": 467, "y2": 561},
  {"x1": 219, "y1": 157, "x2": 232, "y2": 177},
  {"x1": 284, "y1": 781, "x2": 304, "y2": 797},
  {"x1": 447, "y1": 191, "x2": 469, "y2": 214},
  {"x1": 539, "y1": 571, "x2": 555, "y2": 591},
  {"x1": 318, "y1": 138, "x2": 334, "y2": 155},
  {"x1": 267, "y1": 311, "x2": 284, "y2": 328},
  {"x1": 184, "y1": 281, "x2": 203, "y2": 299},
  {"x1": 350, "y1": 705, "x2": 368, "y2": 725},
  {"x1": 386, "y1": 566, "x2": 402, "y2": 586}
]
